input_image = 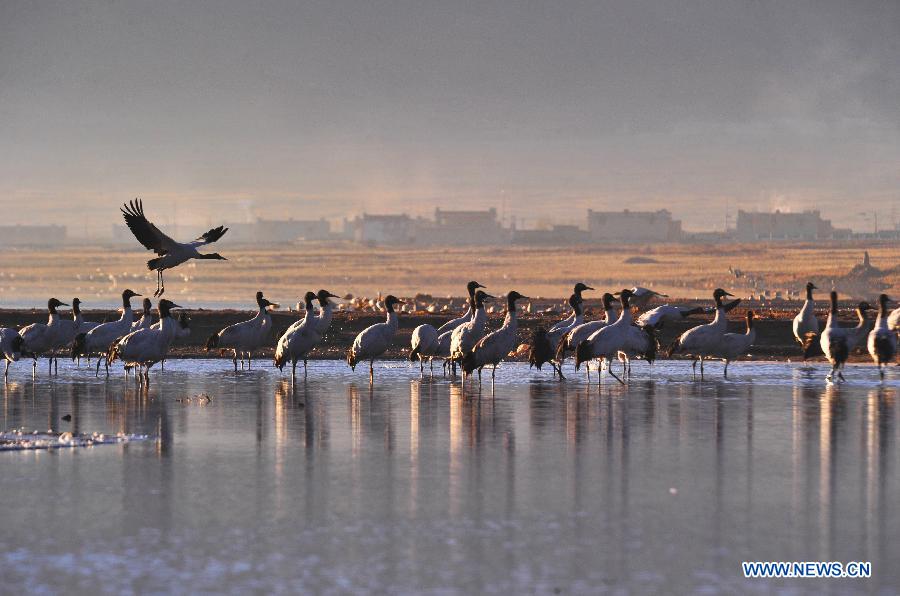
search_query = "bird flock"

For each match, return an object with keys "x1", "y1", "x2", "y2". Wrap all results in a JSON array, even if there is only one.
[{"x1": 0, "y1": 202, "x2": 898, "y2": 386}]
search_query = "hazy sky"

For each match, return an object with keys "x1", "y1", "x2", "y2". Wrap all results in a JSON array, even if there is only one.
[{"x1": 2, "y1": 0, "x2": 899, "y2": 235}]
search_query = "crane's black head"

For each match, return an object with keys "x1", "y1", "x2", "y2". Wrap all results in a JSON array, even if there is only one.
[
  {"x1": 256, "y1": 291, "x2": 278, "y2": 309},
  {"x1": 467, "y1": 281, "x2": 486, "y2": 296},
  {"x1": 574, "y1": 282, "x2": 594, "y2": 295},
  {"x1": 568, "y1": 293, "x2": 581, "y2": 308},
  {"x1": 71, "y1": 298, "x2": 82, "y2": 313},
  {"x1": 806, "y1": 282, "x2": 817, "y2": 291},
  {"x1": 746, "y1": 310, "x2": 755, "y2": 329},
  {"x1": 878, "y1": 293, "x2": 891, "y2": 310},
  {"x1": 303, "y1": 291, "x2": 317, "y2": 310},
  {"x1": 601, "y1": 292, "x2": 618, "y2": 310},
  {"x1": 829, "y1": 290, "x2": 839, "y2": 311},
  {"x1": 317, "y1": 289, "x2": 340, "y2": 306},
  {"x1": 858, "y1": 301, "x2": 872, "y2": 312},
  {"x1": 507, "y1": 290, "x2": 528, "y2": 305},
  {"x1": 142, "y1": 298, "x2": 152, "y2": 313},
  {"x1": 384, "y1": 295, "x2": 404, "y2": 311},
  {"x1": 474, "y1": 290, "x2": 493, "y2": 307},
  {"x1": 158, "y1": 299, "x2": 181, "y2": 317},
  {"x1": 713, "y1": 288, "x2": 733, "y2": 301},
  {"x1": 122, "y1": 289, "x2": 141, "y2": 299},
  {"x1": 47, "y1": 297, "x2": 68, "y2": 313},
  {"x1": 203, "y1": 252, "x2": 227, "y2": 260},
  {"x1": 615, "y1": 288, "x2": 635, "y2": 308}
]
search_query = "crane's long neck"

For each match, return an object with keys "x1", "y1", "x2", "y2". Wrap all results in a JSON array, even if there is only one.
[
  {"x1": 874, "y1": 298, "x2": 889, "y2": 329},
  {"x1": 806, "y1": 286, "x2": 814, "y2": 301},
  {"x1": 854, "y1": 306, "x2": 867, "y2": 330},
  {"x1": 386, "y1": 309, "x2": 399, "y2": 330},
  {"x1": 472, "y1": 304, "x2": 487, "y2": 329},
  {"x1": 825, "y1": 295, "x2": 839, "y2": 328},
  {"x1": 503, "y1": 298, "x2": 518, "y2": 330},
  {"x1": 318, "y1": 302, "x2": 334, "y2": 325}
]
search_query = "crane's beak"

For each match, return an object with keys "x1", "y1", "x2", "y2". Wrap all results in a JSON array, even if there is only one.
[
  {"x1": 482, "y1": 294, "x2": 495, "y2": 300},
  {"x1": 170, "y1": 303, "x2": 183, "y2": 309},
  {"x1": 585, "y1": 286, "x2": 595, "y2": 291},
  {"x1": 59, "y1": 302, "x2": 70, "y2": 306},
  {"x1": 724, "y1": 291, "x2": 735, "y2": 297}
]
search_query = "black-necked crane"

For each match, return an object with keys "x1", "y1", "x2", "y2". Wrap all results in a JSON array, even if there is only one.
[
  {"x1": 275, "y1": 292, "x2": 324, "y2": 382},
  {"x1": 792, "y1": 282, "x2": 819, "y2": 346},
  {"x1": 868, "y1": 294, "x2": 897, "y2": 380},
  {"x1": 530, "y1": 293, "x2": 582, "y2": 377},
  {"x1": 20, "y1": 298, "x2": 71, "y2": 375},
  {"x1": 575, "y1": 289, "x2": 656, "y2": 384},
  {"x1": 710, "y1": 311, "x2": 756, "y2": 378},
  {"x1": 463, "y1": 291, "x2": 528, "y2": 384},
  {"x1": 347, "y1": 295, "x2": 404, "y2": 383},
  {"x1": 1, "y1": 326, "x2": 25, "y2": 380},
  {"x1": 410, "y1": 281, "x2": 485, "y2": 375},
  {"x1": 818, "y1": 291, "x2": 850, "y2": 383},
  {"x1": 636, "y1": 304, "x2": 706, "y2": 328},
  {"x1": 667, "y1": 288, "x2": 736, "y2": 379},
  {"x1": 437, "y1": 281, "x2": 487, "y2": 334},
  {"x1": 71, "y1": 289, "x2": 142, "y2": 376},
  {"x1": 132, "y1": 298, "x2": 154, "y2": 331},
  {"x1": 106, "y1": 299, "x2": 182, "y2": 385},
  {"x1": 206, "y1": 291, "x2": 278, "y2": 370},
  {"x1": 628, "y1": 287, "x2": 668, "y2": 311},
  {"x1": 314, "y1": 289, "x2": 341, "y2": 334},
  {"x1": 548, "y1": 283, "x2": 593, "y2": 334},
  {"x1": 555, "y1": 292, "x2": 620, "y2": 371},
  {"x1": 449, "y1": 290, "x2": 492, "y2": 370},
  {"x1": 120, "y1": 199, "x2": 228, "y2": 297}
]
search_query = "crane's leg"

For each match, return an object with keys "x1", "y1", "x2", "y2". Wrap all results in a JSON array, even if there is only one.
[
  {"x1": 492, "y1": 364, "x2": 497, "y2": 381},
  {"x1": 699, "y1": 356, "x2": 705, "y2": 380},
  {"x1": 154, "y1": 271, "x2": 161, "y2": 297},
  {"x1": 248, "y1": 352, "x2": 252, "y2": 369},
  {"x1": 232, "y1": 351, "x2": 238, "y2": 372},
  {"x1": 291, "y1": 359, "x2": 297, "y2": 384},
  {"x1": 724, "y1": 361, "x2": 729, "y2": 379},
  {"x1": 159, "y1": 271, "x2": 165, "y2": 297},
  {"x1": 4, "y1": 360, "x2": 9, "y2": 380},
  {"x1": 303, "y1": 358, "x2": 308, "y2": 378},
  {"x1": 477, "y1": 367, "x2": 482, "y2": 386},
  {"x1": 95, "y1": 357, "x2": 102, "y2": 377},
  {"x1": 105, "y1": 355, "x2": 110, "y2": 376},
  {"x1": 691, "y1": 358, "x2": 697, "y2": 377},
  {"x1": 369, "y1": 360, "x2": 374, "y2": 384},
  {"x1": 607, "y1": 362, "x2": 626, "y2": 386},
  {"x1": 419, "y1": 356, "x2": 424, "y2": 374}
]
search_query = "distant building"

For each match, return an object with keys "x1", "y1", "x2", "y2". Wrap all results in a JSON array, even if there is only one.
[
  {"x1": 424, "y1": 208, "x2": 508, "y2": 245},
  {"x1": 346, "y1": 213, "x2": 419, "y2": 245},
  {"x1": 734, "y1": 210, "x2": 851, "y2": 241},
  {"x1": 512, "y1": 224, "x2": 589, "y2": 245},
  {"x1": 0, "y1": 224, "x2": 68, "y2": 246},
  {"x1": 586, "y1": 209, "x2": 682, "y2": 242}
]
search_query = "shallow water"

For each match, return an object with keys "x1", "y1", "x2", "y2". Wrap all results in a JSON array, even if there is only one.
[{"x1": 1, "y1": 359, "x2": 898, "y2": 594}]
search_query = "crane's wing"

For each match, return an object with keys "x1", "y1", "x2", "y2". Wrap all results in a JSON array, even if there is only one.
[
  {"x1": 190, "y1": 225, "x2": 229, "y2": 247},
  {"x1": 120, "y1": 199, "x2": 177, "y2": 255}
]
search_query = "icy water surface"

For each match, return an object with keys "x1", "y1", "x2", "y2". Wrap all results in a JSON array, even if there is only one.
[{"x1": 1, "y1": 360, "x2": 898, "y2": 594}]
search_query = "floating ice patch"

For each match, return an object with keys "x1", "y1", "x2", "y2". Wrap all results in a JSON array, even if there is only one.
[{"x1": 0, "y1": 429, "x2": 152, "y2": 451}]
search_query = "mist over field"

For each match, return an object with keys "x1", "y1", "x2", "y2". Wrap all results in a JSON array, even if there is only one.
[{"x1": 2, "y1": 0, "x2": 899, "y2": 236}]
